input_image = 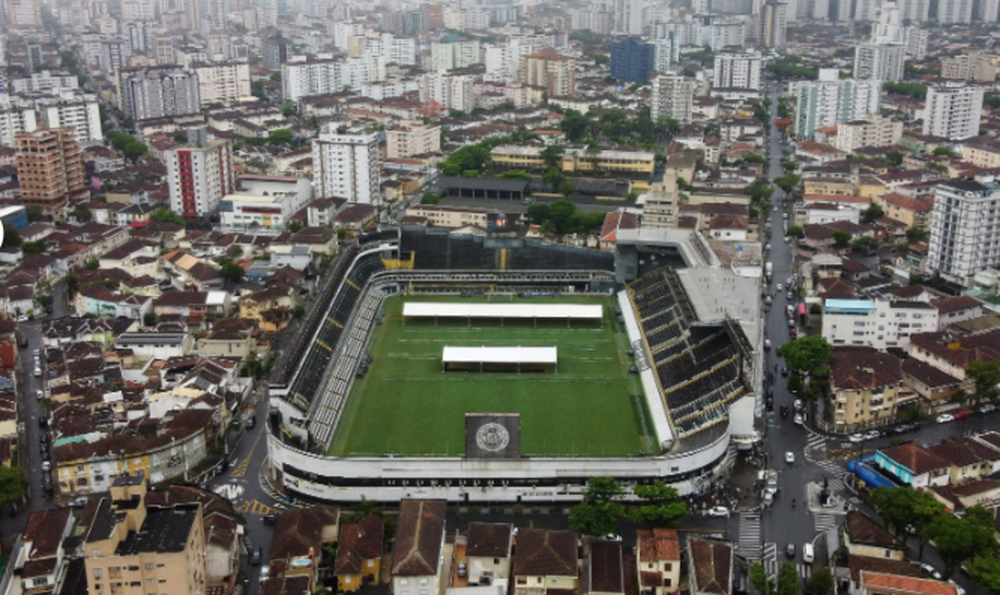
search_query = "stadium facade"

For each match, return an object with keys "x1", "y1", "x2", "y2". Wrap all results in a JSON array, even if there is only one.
[{"x1": 266, "y1": 227, "x2": 764, "y2": 503}]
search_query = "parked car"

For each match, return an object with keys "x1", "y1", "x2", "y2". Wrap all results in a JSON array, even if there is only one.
[
  {"x1": 864, "y1": 430, "x2": 881, "y2": 440},
  {"x1": 936, "y1": 414, "x2": 954, "y2": 424},
  {"x1": 849, "y1": 433, "x2": 864, "y2": 443},
  {"x1": 251, "y1": 547, "x2": 262, "y2": 565},
  {"x1": 786, "y1": 542, "x2": 796, "y2": 558},
  {"x1": 72, "y1": 497, "x2": 88, "y2": 508},
  {"x1": 919, "y1": 563, "x2": 942, "y2": 580},
  {"x1": 781, "y1": 366, "x2": 789, "y2": 377},
  {"x1": 780, "y1": 404, "x2": 789, "y2": 417},
  {"x1": 785, "y1": 451, "x2": 795, "y2": 464},
  {"x1": 706, "y1": 506, "x2": 730, "y2": 518},
  {"x1": 953, "y1": 409, "x2": 969, "y2": 420},
  {"x1": 794, "y1": 399, "x2": 803, "y2": 411},
  {"x1": 263, "y1": 514, "x2": 278, "y2": 525},
  {"x1": 457, "y1": 561, "x2": 467, "y2": 577},
  {"x1": 794, "y1": 413, "x2": 804, "y2": 426},
  {"x1": 979, "y1": 403, "x2": 997, "y2": 414},
  {"x1": 777, "y1": 283, "x2": 783, "y2": 291},
  {"x1": 949, "y1": 581, "x2": 965, "y2": 595},
  {"x1": 260, "y1": 566, "x2": 271, "y2": 583},
  {"x1": 764, "y1": 339, "x2": 772, "y2": 350}
]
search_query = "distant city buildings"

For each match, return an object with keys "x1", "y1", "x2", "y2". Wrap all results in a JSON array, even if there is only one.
[
  {"x1": 119, "y1": 66, "x2": 201, "y2": 121},
  {"x1": 927, "y1": 177, "x2": 1000, "y2": 286},
  {"x1": 520, "y1": 49, "x2": 576, "y2": 97},
  {"x1": 281, "y1": 56, "x2": 386, "y2": 102},
  {"x1": 712, "y1": 51, "x2": 763, "y2": 90},
  {"x1": 166, "y1": 137, "x2": 236, "y2": 220},
  {"x1": 15, "y1": 127, "x2": 88, "y2": 217},
  {"x1": 650, "y1": 72, "x2": 695, "y2": 124},
  {"x1": 312, "y1": 127, "x2": 381, "y2": 205},
  {"x1": 940, "y1": 53, "x2": 996, "y2": 82},
  {"x1": 853, "y1": 42, "x2": 905, "y2": 82},
  {"x1": 795, "y1": 69, "x2": 882, "y2": 139},
  {"x1": 758, "y1": 1, "x2": 788, "y2": 49},
  {"x1": 923, "y1": 81, "x2": 984, "y2": 140}
]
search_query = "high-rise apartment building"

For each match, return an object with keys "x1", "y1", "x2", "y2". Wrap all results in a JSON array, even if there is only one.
[
  {"x1": 262, "y1": 35, "x2": 291, "y2": 70},
  {"x1": 119, "y1": 66, "x2": 201, "y2": 121},
  {"x1": 166, "y1": 137, "x2": 235, "y2": 220},
  {"x1": 903, "y1": 27, "x2": 929, "y2": 59},
  {"x1": 833, "y1": 114, "x2": 903, "y2": 152},
  {"x1": 520, "y1": 49, "x2": 576, "y2": 97},
  {"x1": 312, "y1": 127, "x2": 381, "y2": 205},
  {"x1": 281, "y1": 57, "x2": 386, "y2": 102},
  {"x1": 614, "y1": 0, "x2": 644, "y2": 35},
  {"x1": 758, "y1": 1, "x2": 788, "y2": 48},
  {"x1": 708, "y1": 19, "x2": 747, "y2": 50},
  {"x1": 936, "y1": 0, "x2": 974, "y2": 22},
  {"x1": 978, "y1": 0, "x2": 999, "y2": 22},
  {"x1": 795, "y1": 69, "x2": 882, "y2": 139},
  {"x1": 941, "y1": 53, "x2": 996, "y2": 82},
  {"x1": 419, "y1": 73, "x2": 475, "y2": 112},
  {"x1": 429, "y1": 41, "x2": 482, "y2": 71},
  {"x1": 927, "y1": 177, "x2": 1000, "y2": 286},
  {"x1": 610, "y1": 37, "x2": 655, "y2": 83},
  {"x1": 650, "y1": 73, "x2": 695, "y2": 124},
  {"x1": 191, "y1": 62, "x2": 252, "y2": 107},
  {"x1": 923, "y1": 82, "x2": 984, "y2": 140},
  {"x1": 853, "y1": 42, "x2": 905, "y2": 81},
  {"x1": 8, "y1": 0, "x2": 42, "y2": 27},
  {"x1": 712, "y1": 51, "x2": 763, "y2": 89},
  {"x1": 34, "y1": 91, "x2": 104, "y2": 143},
  {"x1": 652, "y1": 36, "x2": 678, "y2": 72},
  {"x1": 896, "y1": 0, "x2": 930, "y2": 22},
  {"x1": 84, "y1": 475, "x2": 208, "y2": 595},
  {"x1": 15, "y1": 128, "x2": 88, "y2": 216}
]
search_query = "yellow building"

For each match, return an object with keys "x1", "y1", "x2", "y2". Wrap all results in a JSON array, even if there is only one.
[
  {"x1": 512, "y1": 529, "x2": 578, "y2": 595},
  {"x1": 962, "y1": 141, "x2": 1000, "y2": 168},
  {"x1": 335, "y1": 515, "x2": 385, "y2": 591},
  {"x1": 843, "y1": 511, "x2": 907, "y2": 560},
  {"x1": 84, "y1": 473, "x2": 208, "y2": 595},
  {"x1": 881, "y1": 193, "x2": 933, "y2": 230},
  {"x1": 803, "y1": 177, "x2": 855, "y2": 196},
  {"x1": 490, "y1": 145, "x2": 655, "y2": 176},
  {"x1": 830, "y1": 347, "x2": 904, "y2": 431}
]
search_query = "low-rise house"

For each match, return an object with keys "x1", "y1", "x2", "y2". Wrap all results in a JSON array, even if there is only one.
[
  {"x1": 512, "y1": 529, "x2": 578, "y2": 595},
  {"x1": 115, "y1": 331, "x2": 195, "y2": 360},
  {"x1": 392, "y1": 500, "x2": 447, "y2": 595},
  {"x1": 931, "y1": 295, "x2": 983, "y2": 329},
  {"x1": 908, "y1": 329, "x2": 1000, "y2": 383},
  {"x1": 822, "y1": 300, "x2": 938, "y2": 350},
  {"x1": 466, "y1": 522, "x2": 513, "y2": 586},
  {"x1": 859, "y1": 571, "x2": 958, "y2": 595},
  {"x1": 927, "y1": 479, "x2": 1000, "y2": 515},
  {"x1": 586, "y1": 541, "x2": 624, "y2": 595},
  {"x1": 196, "y1": 320, "x2": 259, "y2": 359},
  {"x1": 874, "y1": 443, "x2": 950, "y2": 488},
  {"x1": 829, "y1": 347, "x2": 905, "y2": 431},
  {"x1": 846, "y1": 556, "x2": 921, "y2": 595},
  {"x1": 335, "y1": 514, "x2": 385, "y2": 591},
  {"x1": 11, "y1": 508, "x2": 75, "y2": 595},
  {"x1": 924, "y1": 438, "x2": 996, "y2": 485},
  {"x1": 636, "y1": 528, "x2": 681, "y2": 595},
  {"x1": 269, "y1": 506, "x2": 340, "y2": 590},
  {"x1": 163, "y1": 250, "x2": 224, "y2": 290},
  {"x1": 843, "y1": 511, "x2": 907, "y2": 560},
  {"x1": 687, "y1": 538, "x2": 733, "y2": 595},
  {"x1": 900, "y1": 358, "x2": 962, "y2": 408}
]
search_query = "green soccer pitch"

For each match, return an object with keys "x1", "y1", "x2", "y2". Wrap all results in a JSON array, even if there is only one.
[{"x1": 327, "y1": 294, "x2": 656, "y2": 457}]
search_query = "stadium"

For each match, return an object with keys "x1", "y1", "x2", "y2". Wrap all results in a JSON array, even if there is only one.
[{"x1": 266, "y1": 226, "x2": 764, "y2": 503}]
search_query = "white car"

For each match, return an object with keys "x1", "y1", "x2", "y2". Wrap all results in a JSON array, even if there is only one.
[
  {"x1": 785, "y1": 451, "x2": 795, "y2": 464},
  {"x1": 794, "y1": 413, "x2": 804, "y2": 426},
  {"x1": 920, "y1": 563, "x2": 942, "y2": 580},
  {"x1": 777, "y1": 283, "x2": 783, "y2": 291},
  {"x1": 936, "y1": 414, "x2": 955, "y2": 424},
  {"x1": 849, "y1": 433, "x2": 865, "y2": 443},
  {"x1": 949, "y1": 581, "x2": 965, "y2": 595},
  {"x1": 706, "y1": 506, "x2": 730, "y2": 518}
]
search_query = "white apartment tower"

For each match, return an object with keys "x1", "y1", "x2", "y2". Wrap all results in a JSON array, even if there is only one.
[
  {"x1": 651, "y1": 73, "x2": 695, "y2": 124},
  {"x1": 923, "y1": 82, "x2": 984, "y2": 140},
  {"x1": 758, "y1": 2, "x2": 788, "y2": 49},
  {"x1": 312, "y1": 127, "x2": 381, "y2": 205},
  {"x1": 853, "y1": 42, "x2": 905, "y2": 81},
  {"x1": 615, "y1": 0, "x2": 644, "y2": 35},
  {"x1": 927, "y1": 178, "x2": 1000, "y2": 286},
  {"x1": 712, "y1": 52, "x2": 763, "y2": 90},
  {"x1": 936, "y1": 0, "x2": 974, "y2": 22},
  {"x1": 191, "y1": 62, "x2": 251, "y2": 107},
  {"x1": 896, "y1": 0, "x2": 930, "y2": 22},
  {"x1": 795, "y1": 69, "x2": 882, "y2": 139},
  {"x1": 978, "y1": 0, "x2": 999, "y2": 22}
]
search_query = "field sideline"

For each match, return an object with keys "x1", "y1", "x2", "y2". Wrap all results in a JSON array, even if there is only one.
[{"x1": 328, "y1": 294, "x2": 654, "y2": 457}]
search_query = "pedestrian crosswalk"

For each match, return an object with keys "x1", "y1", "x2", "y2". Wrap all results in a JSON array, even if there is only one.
[
  {"x1": 797, "y1": 563, "x2": 813, "y2": 580},
  {"x1": 814, "y1": 512, "x2": 838, "y2": 532},
  {"x1": 814, "y1": 459, "x2": 850, "y2": 492},
  {"x1": 804, "y1": 432, "x2": 827, "y2": 461},
  {"x1": 762, "y1": 543, "x2": 778, "y2": 579},
  {"x1": 739, "y1": 513, "x2": 763, "y2": 560}
]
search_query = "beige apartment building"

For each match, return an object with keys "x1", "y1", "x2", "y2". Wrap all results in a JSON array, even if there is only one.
[
  {"x1": 961, "y1": 140, "x2": 1000, "y2": 168},
  {"x1": 192, "y1": 62, "x2": 252, "y2": 107},
  {"x1": 15, "y1": 127, "x2": 88, "y2": 217},
  {"x1": 386, "y1": 124, "x2": 441, "y2": 159},
  {"x1": 834, "y1": 114, "x2": 903, "y2": 152},
  {"x1": 84, "y1": 474, "x2": 208, "y2": 595},
  {"x1": 940, "y1": 52, "x2": 996, "y2": 83},
  {"x1": 830, "y1": 347, "x2": 904, "y2": 431},
  {"x1": 520, "y1": 49, "x2": 576, "y2": 97}
]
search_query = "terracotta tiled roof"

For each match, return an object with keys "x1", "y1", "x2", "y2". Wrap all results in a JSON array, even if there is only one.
[
  {"x1": 846, "y1": 511, "x2": 904, "y2": 549},
  {"x1": 589, "y1": 541, "x2": 624, "y2": 594},
  {"x1": 861, "y1": 571, "x2": 958, "y2": 595},
  {"x1": 900, "y1": 358, "x2": 961, "y2": 388},
  {"x1": 466, "y1": 522, "x2": 513, "y2": 558},
  {"x1": 847, "y1": 555, "x2": 920, "y2": 583},
  {"x1": 391, "y1": 500, "x2": 446, "y2": 576},
  {"x1": 24, "y1": 508, "x2": 72, "y2": 558},
  {"x1": 636, "y1": 528, "x2": 680, "y2": 563},
  {"x1": 513, "y1": 529, "x2": 578, "y2": 578},
  {"x1": 335, "y1": 515, "x2": 384, "y2": 575},
  {"x1": 689, "y1": 538, "x2": 731, "y2": 595},
  {"x1": 878, "y1": 443, "x2": 950, "y2": 476},
  {"x1": 831, "y1": 347, "x2": 902, "y2": 391},
  {"x1": 931, "y1": 295, "x2": 982, "y2": 315}
]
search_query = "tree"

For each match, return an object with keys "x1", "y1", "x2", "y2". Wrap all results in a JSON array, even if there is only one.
[
  {"x1": 144, "y1": 312, "x2": 158, "y2": 327},
  {"x1": 110, "y1": 133, "x2": 148, "y2": 163},
  {"x1": 809, "y1": 567, "x2": 834, "y2": 595},
  {"x1": 3, "y1": 223, "x2": 22, "y2": 248},
  {"x1": 786, "y1": 225, "x2": 805, "y2": 238},
  {"x1": 932, "y1": 146, "x2": 954, "y2": 157},
  {"x1": 568, "y1": 477, "x2": 625, "y2": 536},
  {"x1": 287, "y1": 221, "x2": 303, "y2": 233},
  {"x1": 774, "y1": 175, "x2": 800, "y2": 193},
  {"x1": 906, "y1": 227, "x2": 928, "y2": 243},
  {"x1": 965, "y1": 359, "x2": 1000, "y2": 403},
  {"x1": 291, "y1": 305, "x2": 306, "y2": 318},
  {"x1": 66, "y1": 271, "x2": 79, "y2": 296},
  {"x1": 968, "y1": 555, "x2": 1000, "y2": 595},
  {"x1": 421, "y1": 192, "x2": 442, "y2": 205},
  {"x1": 21, "y1": 241, "x2": 45, "y2": 254},
  {"x1": 498, "y1": 169, "x2": 534, "y2": 182},
  {"x1": 543, "y1": 168, "x2": 568, "y2": 192},
  {"x1": 781, "y1": 158, "x2": 798, "y2": 175},
  {"x1": 928, "y1": 506, "x2": 999, "y2": 578},
  {"x1": 85, "y1": 257, "x2": 99, "y2": 270},
  {"x1": 832, "y1": 229, "x2": 853, "y2": 250},
  {"x1": 25, "y1": 204, "x2": 44, "y2": 222},
  {"x1": 242, "y1": 351, "x2": 262, "y2": 379},
  {"x1": 72, "y1": 203, "x2": 92, "y2": 223},
  {"x1": 281, "y1": 103, "x2": 295, "y2": 117},
  {"x1": 744, "y1": 179, "x2": 774, "y2": 203},
  {"x1": 219, "y1": 259, "x2": 245, "y2": 283},
  {"x1": 558, "y1": 181, "x2": 575, "y2": 197},
  {"x1": 777, "y1": 563, "x2": 801, "y2": 595},
  {"x1": 862, "y1": 202, "x2": 885, "y2": 224},
  {"x1": 560, "y1": 109, "x2": 591, "y2": 143},
  {"x1": 540, "y1": 145, "x2": 565, "y2": 168},
  {"x1": 628, "y1": 481, "x2": 688, "y2": 528},
  {"x1": 777, "y1": 335, "x2": 834, "y2": 377},
  {"x1": 149, "y1": 208, "x2": 186, "y2": 225},
  {"x1": 750, "y1": 562, "x2": 776, "y2": 595},
  {"x1": 742, "y1": 153, "x2": 766, "y2": 165},
  {"x1": 268, "y1": 129, "x2": 295, "y2": 145},
  {"x1": 0, "y1": 466, "x2": 29, "y2": 506}
]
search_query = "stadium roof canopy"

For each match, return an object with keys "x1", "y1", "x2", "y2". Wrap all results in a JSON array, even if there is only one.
[
  {"x1": 403, "y1": 302, "x2": 602, "y2": 320},
  {"x1": 442, "y1": 346, "x2": 558, "y2": 365}
]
